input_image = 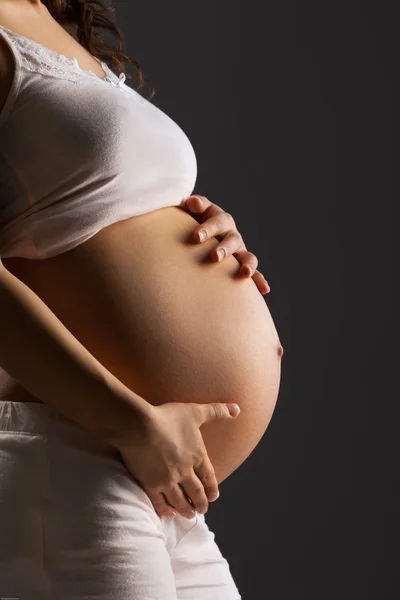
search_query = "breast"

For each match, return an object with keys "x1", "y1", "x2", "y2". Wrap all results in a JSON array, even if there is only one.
[
  {"x1": 0, "y1": 63, "x2": 197, "y2": 259},
  {"x1": 3, "y1": 206, "x2": 283, "y2": 483}
]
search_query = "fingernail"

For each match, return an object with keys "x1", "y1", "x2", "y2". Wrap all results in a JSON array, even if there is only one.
[
  {"x1": 198, "y1": 230, "x2": 207, "y2": 242},
  {"x1": 227, "y1": 403, "x2": 240, "y2": 417},
  {"x1": 217, "y1": 248, "x2": 226, "y2": 261}
]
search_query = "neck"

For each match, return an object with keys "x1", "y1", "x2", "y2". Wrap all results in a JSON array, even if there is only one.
[{"x1": 1, "y1": 0, "x2": 46, "y2": 10}]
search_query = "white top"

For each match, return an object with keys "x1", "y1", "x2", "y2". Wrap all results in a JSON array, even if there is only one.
[{"x1": 0, "y1": 25, "x2": 197, "y2": 259}]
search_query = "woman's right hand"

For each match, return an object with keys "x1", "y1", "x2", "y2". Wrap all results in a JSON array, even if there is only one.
[{"x1": 116, "y1": 401, "x2": 240, "y2": 519}]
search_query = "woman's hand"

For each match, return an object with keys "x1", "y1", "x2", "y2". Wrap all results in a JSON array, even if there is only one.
[
  {"x1": 116, "y1": 401, "x2": 241, "y2": 520},
  {"x1": 182, "y1": 194, "x2": 270, "y2": 295}
]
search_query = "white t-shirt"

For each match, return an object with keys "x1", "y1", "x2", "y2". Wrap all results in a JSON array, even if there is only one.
[{"x1": 0, "y1": 24, "x2": 197, "y2": 259}]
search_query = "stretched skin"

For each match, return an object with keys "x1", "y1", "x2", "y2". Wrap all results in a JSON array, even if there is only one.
[{"x1": 2, "y1": 205, "x2": 283, "y2": 483}]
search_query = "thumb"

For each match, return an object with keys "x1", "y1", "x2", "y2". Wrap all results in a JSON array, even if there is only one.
[{"x1": 194, "y1": 402, "x2": 241, "y2": 424}]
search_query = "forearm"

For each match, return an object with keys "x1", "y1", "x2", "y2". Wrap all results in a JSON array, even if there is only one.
[{"x1": 0, "y1": 265, "x2": 152, "y2": 447}]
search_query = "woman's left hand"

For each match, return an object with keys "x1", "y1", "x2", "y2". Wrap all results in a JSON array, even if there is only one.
[{"x1": 182, "y1": 195, "x2": 270, "y2": 295}]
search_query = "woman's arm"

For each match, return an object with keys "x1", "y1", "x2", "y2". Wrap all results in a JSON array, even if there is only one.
[
  {"x1": 0, "y1": 260, "x2": 235, "y2": 518},
  {"x1": 0, "y1": 260, "x2": 152, "y2": 445}
]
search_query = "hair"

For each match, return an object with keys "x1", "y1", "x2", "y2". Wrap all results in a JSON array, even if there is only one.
[{"x1": 42, "y1": 0, "x2": 155, "y2": 100}]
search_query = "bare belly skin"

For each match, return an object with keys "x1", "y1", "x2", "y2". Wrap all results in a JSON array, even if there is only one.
[{"x1": 1, "y1": 205, "x2": 283, "y2": 483}]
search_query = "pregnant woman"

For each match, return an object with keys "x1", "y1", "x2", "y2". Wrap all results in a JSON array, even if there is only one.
[{"x1": 0, "y1": 1, "x2": 283, "y2": 598}]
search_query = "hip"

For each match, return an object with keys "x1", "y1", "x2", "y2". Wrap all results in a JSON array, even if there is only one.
[{"x1": 0, "y1": 399, "x2": 241, "y2": 600}]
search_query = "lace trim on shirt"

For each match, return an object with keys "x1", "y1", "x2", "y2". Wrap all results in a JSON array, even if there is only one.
[{"x1": 0, "y1": 24, "x2": 124, "y2": 87}]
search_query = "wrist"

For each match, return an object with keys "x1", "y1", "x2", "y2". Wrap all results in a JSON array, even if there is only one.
[{"x1": 96, "y1": 377, "x2": 156, "y2": 450}]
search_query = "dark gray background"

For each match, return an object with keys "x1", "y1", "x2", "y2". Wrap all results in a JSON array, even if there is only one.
[{"x1": 114, "y1": 1, "x2": 395, "y2": 598}]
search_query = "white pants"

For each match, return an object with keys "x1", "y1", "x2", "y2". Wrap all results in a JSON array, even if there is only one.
[{"x1": 0, "y1": 400, "x2": 241, "y2": 599}]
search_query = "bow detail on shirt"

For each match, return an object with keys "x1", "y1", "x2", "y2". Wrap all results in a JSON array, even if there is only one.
[{"x1": 116, "y1": 73, "x2": 127, "y2": 86}]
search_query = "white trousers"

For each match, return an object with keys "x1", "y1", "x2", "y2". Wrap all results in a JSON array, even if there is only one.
[{"x1": 0, "y1": 400, "x2": 241, "y2": 599}]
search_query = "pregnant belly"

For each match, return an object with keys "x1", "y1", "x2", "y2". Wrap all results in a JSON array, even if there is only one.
[{"x1": 2, "y1": 206, "x2": 283, "y2": 483}]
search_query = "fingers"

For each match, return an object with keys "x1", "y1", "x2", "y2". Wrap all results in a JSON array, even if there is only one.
[
  {"x1": 234, "y1": 248, "x2": 258, "y2": 275},
  {"x1": 138, "y1": 401, "x2": 239, "y2": 521},
  {"x1": 252, "y1": 270, "x2": 271, "y2": 294},
  {"x1": 163, "y1": 482, "x2": 198, "y2": 518},
  {"x1": 145, "y1": 488, "x2": 177, "y2": 520},
  {"x1": 186, "y1": 195, "x2": 271, "y2": 295},
  {"x1": 194, "y1": 211, "x2": 236, "y2": 243},
  {"x1": 143, "y1": 442, "x2": 221, "y2": 520},
  {"x1": 193, "y1": 219, "x2": 270, "y2": 293},
  {"x1": 194, "y1": 455, "x2": 220, "y2": 502},
  {"x1": 161, "y1": 460, "x2": 219, "y2": 517},
  {"x1": 185, "y1": 194, "x2": 214, "y2": 213},
  {"x1": 145, "y1": 475, "x2": 212, "y2": 520},
  {"x1": 191, "y1": 402, "x2": 241, "y2": 425},
  {"x1": 179, "y1": 470, "x2": 210, "y2": 514},
  {"x1": 211, "y1": 232, "x2": 247, "y2": 263}
]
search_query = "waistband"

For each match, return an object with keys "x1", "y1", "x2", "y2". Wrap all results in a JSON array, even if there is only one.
[
  {"x1": 0, "y1": 399, "x2": 119, "y2": 457},
  {"x1": 0, "y1": 400, "x2": 120, "y2": 460},
  {"x1": 0, "y1": 400, "x2": 58, "y2": 433}
]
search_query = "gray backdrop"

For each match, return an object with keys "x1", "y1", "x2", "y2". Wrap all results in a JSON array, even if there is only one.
[{"x1": 113, "y1": 1, "x2": 395, "y2": 598}]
